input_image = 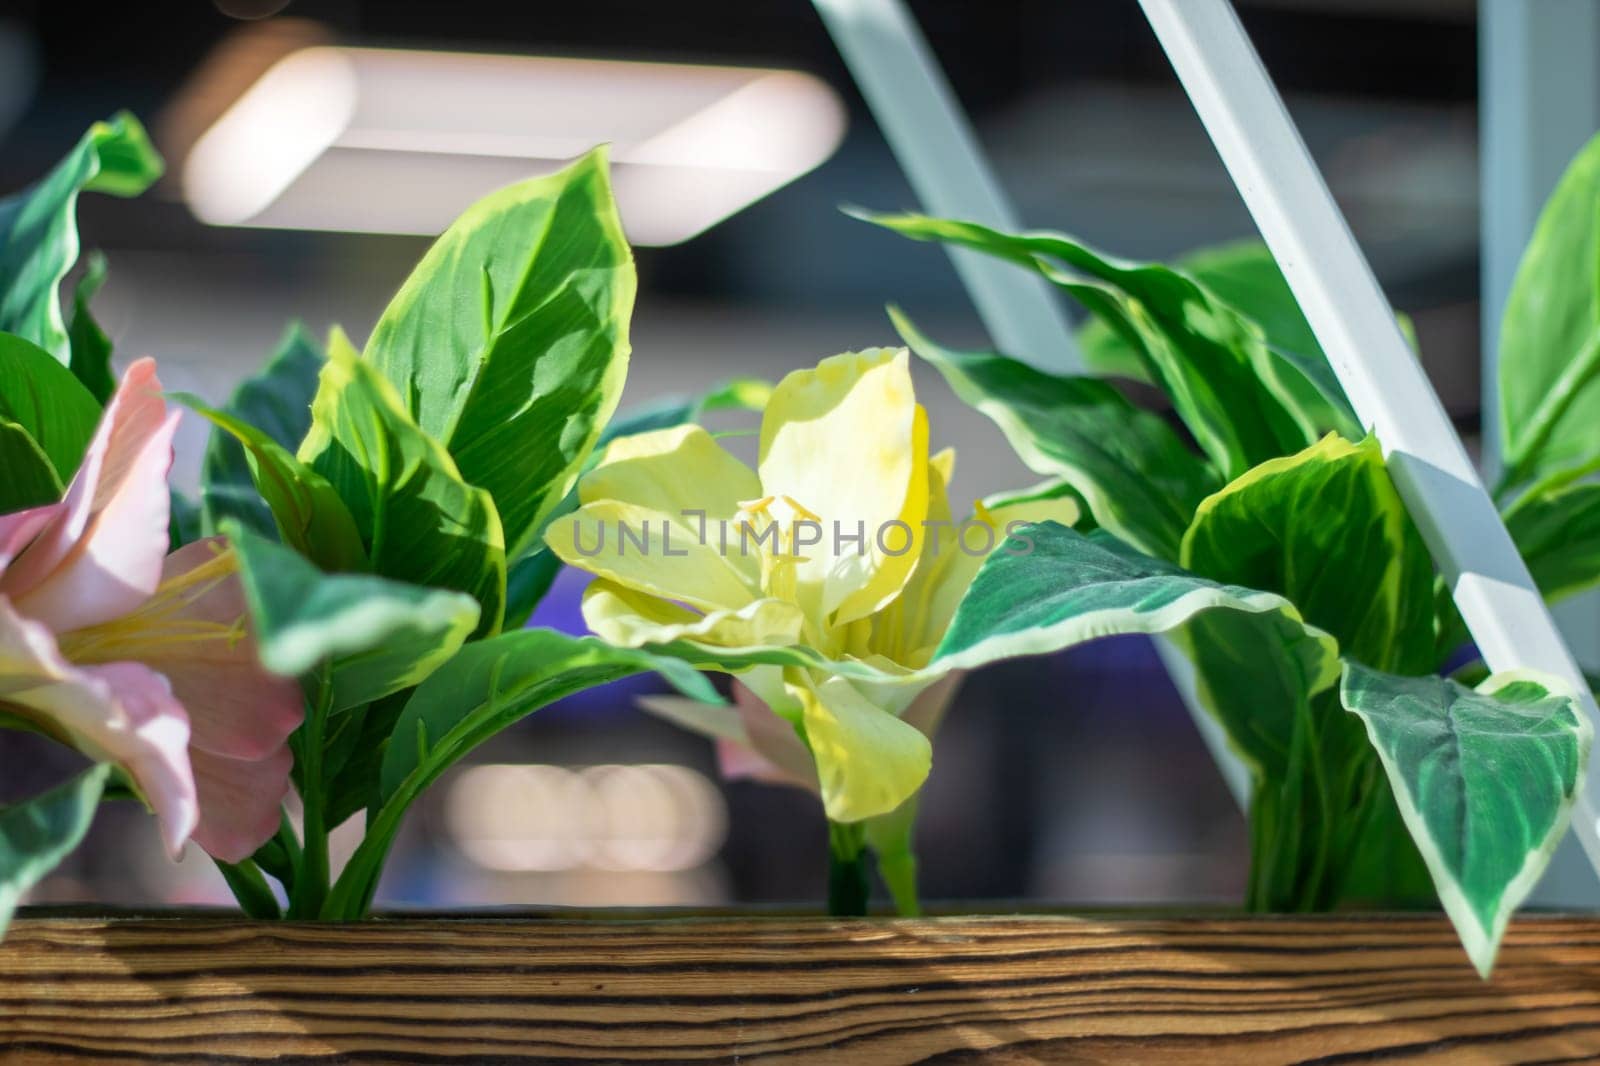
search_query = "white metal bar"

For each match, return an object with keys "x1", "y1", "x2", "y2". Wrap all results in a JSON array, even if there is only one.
[
  {"x1": 811, "y1": 0, "x2": 1075, "y2": 374},
  {"x1": 812, "y1": 0, "x2": 1255, "y2": 809},
  {"x1": 1479, "y1": 0, "x2": 1600, "y2": 906},
  {"x1": 1139, "y1": 0, "x2": 1600, "y2": 875}
]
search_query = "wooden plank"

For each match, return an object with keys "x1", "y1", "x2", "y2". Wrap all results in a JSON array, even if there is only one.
[{"x1": 1, "y1": 915, "x2": 1598, "y2": 1062}]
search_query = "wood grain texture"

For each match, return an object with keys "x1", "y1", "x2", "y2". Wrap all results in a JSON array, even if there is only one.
[{"x1": 1, "y1": 914, "x2": 1599, "y2": 1063}]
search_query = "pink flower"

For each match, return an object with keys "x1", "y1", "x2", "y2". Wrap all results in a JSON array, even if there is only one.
[{"x1": 0, "y1": 358, "x2": 302, "y2": 862}]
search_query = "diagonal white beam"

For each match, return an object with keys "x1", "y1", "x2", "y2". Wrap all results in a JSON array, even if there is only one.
[
  {"x1": 1139, "y1": 0, "x2": 1600, "y2": 876},
  {"x1": 812, "y1": 0, "x2": 1254, "y2": 809},
  {"x1": 811, "y1": 0, "x2": 1075, "y2": 374}
]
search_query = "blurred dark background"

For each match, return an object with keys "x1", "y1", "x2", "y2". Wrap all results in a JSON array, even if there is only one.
[{"x1": 1, "y1": 0, "x2": 1489, "y2": 910}]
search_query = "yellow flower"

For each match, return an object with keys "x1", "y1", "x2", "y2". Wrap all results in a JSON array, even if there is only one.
[{"x1": 546, "y1": 348, "x2": 1075, "y2": 823}]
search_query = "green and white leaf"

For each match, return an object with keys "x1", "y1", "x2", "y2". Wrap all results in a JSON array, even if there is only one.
[
  {"x1": 1081, "y1": 239, "x2": 1362, "y2": 439},
  {"x1": 1341, "y1": 662, "x2": 1592, "y2": 977},
  {"x1": 200, "y1": 322, "x2": 326, "y2": 541},
  {"x1": 0, "y1": 113, "x2": 162, "y2": 362},
  {"x1": 1182, "y1": 434, "x2": 1435, "y2": 674},
  {"x1": 1505, "y1": 472, "x2": 1600, "y2": 605},
  {"x1": 0, "y1": 331, "x2": 100, "y2": 483},
  {"x1": 226, "y1": 520, "x2": 480, "y2": 713},
  {"x1": 300, "y1": 328, "x2": 507, "y2": 634},
  {"x1": 365, "y1": 148, "x2": 635, "y2": 559},
  {"x1": 1178, "y1": 434, "x2": 1437, "y2": 908},
  {"x1": 864, "y1": 212, "x2": 1320, "y2": 480},
  {"x1": 1497, "y1": 131, "x2": 1600, "y2": 486},
  {"x1": 892, "y1": 307, "x2": 1215, "y2": 561},
  {"x1": 180, "y1": 393, "x2": 366, "y2": 574},
  {"x1": 929, "y1": 523, "x2": 1340, "y2": 687},
  {"x1": 0, "y1": 764, "x2": 110, "y2": 934}
]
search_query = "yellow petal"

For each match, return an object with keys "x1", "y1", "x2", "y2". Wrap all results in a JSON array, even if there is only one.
[
  {"x1": 581, "y1": 424, "x2": 762, "y2": 588},
  {"x1": 872, "y1": 446, "x2": 965, "y2": 665},
  {"x1": 545, "y1": 500, "x2": 756, "y2": 612},
  {"x1": 758, "y1": 349, "x2": 928, "y2": 628},
  {"x1": 581, "y1": 423, "x2": 761, "y2": 522},
  {"x1": 787, "y1": 671, "x2": 932, "y2": 823},
  {"x1": 581, "y1": 579, "x2": 805, "y2": 649}
]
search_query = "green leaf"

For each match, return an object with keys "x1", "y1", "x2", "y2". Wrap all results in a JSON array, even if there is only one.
[
  {"x1": 892, "y1": 307, "x2": 1216, "y2": 561},
  {"x1": 321, "y1": 690, "x2": 409, "y2": 830},
  {"x1": 0, "y1": 764, "x2": 110, "y2": 933},
  {"x1": 0, "y1": 331, "x2": 101, "y2": 483},
  {"x1": 0, "y1": 420, "x2": 62, "y2": 511},
  {"x1": 200, "y1": 322, "x2": 326, "y2": 541},
  {"x1": 1182, "y1": 434, "x2": 1435, "y2": 674},
  {"x1": 1179, "y1": 434, "x2": 1437, "y2": 908},
  {"x1": 1506, "y1": 473, "x2": 1600, "y2": 605},
  {"x1": 930, "y1": 523, "x2": 1340, "y2": 684},
  {"x1": 213, "y1": 858, "x2": 281, "y2": 920},
  {"x1": 1082, "y1": 240, "x2": 1361, "y2": 439},
  {"x1": 180, "y1": 392, "x2": 366, "y2": 574},
  {"x1": 502, "y1": 548, "x2": 564, "y2": 630},
  {"x1": 863, "y1": 212, "x2": 1320, "y2": 480},
  {"x1": 365, "y1": 148, "x2": 635, "y2": 559},
  {"x1": 225, "y1": 519, "x2": 481, "y2": 713},
  {"x1": 0, "y1": 113, "x2": 162, "y2": 362},
  {"x1": 66, "y1": 251, "x2": 114, "y2": 404},
  {"x1": 168, "y1": 490, "x2": 203, "y2": 551},
  {"x1": 299, "y1": 328, "x2": 507, "y2": 633},
  {"x1": 1497, "y1": 131, "x2": 1600, "y2": 485},
  {"x1": 1341, "y1": 662, "x2": 1592, "y2": 977},
  {"x1": 325, "y1": 629, "x2": 717, "y2": 918}
]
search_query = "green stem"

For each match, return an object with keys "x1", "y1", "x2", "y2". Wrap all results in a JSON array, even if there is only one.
[
  {"x1": 215, "y1": 858, "x2": 281, "y2": 919},
  {"x1": 250, "y1": 809, "x2": 301, "y2": 897},
  {"x1": 827, "y1": 820, "x2": 870, "y2": 917},
  {"x1": 874, "y1": 850, "x2": 921, "y2": 917},
  {"x1": 288, "y1": 670, "x2": 333, "y2": 919},
  {"x1": 1496, "y1": 326, "x2": 1600, "y2": 501}
]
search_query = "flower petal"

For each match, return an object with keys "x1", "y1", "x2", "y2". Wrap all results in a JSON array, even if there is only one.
[
  {"x1": 547, "y1": 500, "x2": 758, "y2": 612},
  {"x1": 580, "y1": 579, "x2": 805, "y2": 650},
  {"x1": 0, "y1": 504, "x2": 59, "y2": 571},
  {"x1": 0, "y1": 597, "x2": 196, "y2": 856},
  {"x1": 189, "y1": 742, "x2": 293, "y2": 863},
  {"x1": 63, "y1": 538, "x2": 304, "y2": 760},
  {"x1": 726, "y1": 679, "x2": 817, "y2": 789},
  {"x1": 759, "y1": 349, "x2": 928, "y2": 627},
  {"x1": 4, "y1": 359, "x2": 177, "y2": 632},
  {"x1": 583, "y1": 424, "x2": 762, "y2": 521},
  {"x1": 787, "y1": 672, "x2": 932, "y2": 823}
]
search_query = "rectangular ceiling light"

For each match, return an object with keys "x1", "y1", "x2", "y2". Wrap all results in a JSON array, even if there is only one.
[{"x1": 181, "y1": 48, "x2": 847, "y2": 245}]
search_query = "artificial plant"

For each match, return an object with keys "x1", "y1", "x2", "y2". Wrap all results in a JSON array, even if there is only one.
[{"x1": 843, "y1": 131, "x2": 1600, "y2": 973}]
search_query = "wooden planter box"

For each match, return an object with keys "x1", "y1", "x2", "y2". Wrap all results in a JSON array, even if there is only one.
[{"x1": 2, "y1": 913, "x2": 1598, "y2": 1062}]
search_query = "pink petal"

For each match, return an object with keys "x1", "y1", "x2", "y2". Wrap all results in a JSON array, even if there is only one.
[
  {"x1": 0, "y1": 504, "x2": 59, "y2": 571},
  {"x1": 3, "y1": 359, "x2": 177, "y2": 633},
  {"x1": 715, "y1": 737, "x2": 813, "y2": 790},
  {"x1": 724, "y1": 680, "x2": 817, "y2": 791},
  {"x1": 0, "y1": 597, "x2": 197, "y2": 856},
  {"x1": 189, "y1": 743, "x2": 293, "y2": 863},
  {"x1": 130, "y1": 539, "x2": 303, "y2": 761},
  {"x1": 901, "y1": 671, "x2": 963, "y2": 740}
]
